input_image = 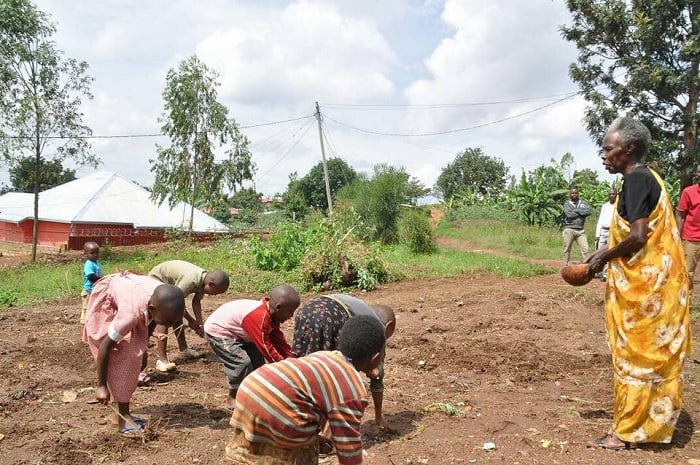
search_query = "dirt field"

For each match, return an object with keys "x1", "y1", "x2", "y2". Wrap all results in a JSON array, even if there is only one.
[{"x1": 2, "y1": 242, "x2": 700, "y2": 464}]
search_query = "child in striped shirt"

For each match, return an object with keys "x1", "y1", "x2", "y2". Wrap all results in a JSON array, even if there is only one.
[{"x1": 225, "y1": 315, "x2": 386, "y2": 465}]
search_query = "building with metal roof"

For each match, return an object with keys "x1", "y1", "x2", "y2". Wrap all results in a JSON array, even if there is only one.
[{"x1": 0, "y1": 171, "x2": 229, "y2": 250}]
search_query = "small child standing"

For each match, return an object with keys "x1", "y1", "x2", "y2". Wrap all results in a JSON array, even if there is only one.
[
  {"x1": 225, "y1": 315, "x2": 387, "y2": 464},
  {"x1": 80, "y1": 241, "x2": 103, "y2": 324},
  {"x1": 203, "y1": 284, "x2": 300, "y2": 411}
]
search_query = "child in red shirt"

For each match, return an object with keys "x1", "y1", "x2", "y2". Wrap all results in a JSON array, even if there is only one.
[{"x1": 203, "y1": 284, "x2": 300, "y2": 410}]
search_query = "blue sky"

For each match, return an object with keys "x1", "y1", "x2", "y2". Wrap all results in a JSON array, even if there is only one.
[{"x1": 17, "y1": 0, "x2": 610, "y2": 196}]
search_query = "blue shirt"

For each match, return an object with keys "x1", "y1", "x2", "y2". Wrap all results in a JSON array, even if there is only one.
[{"x1": 83, "y1": 259, "x2": 103, "y2": 293}]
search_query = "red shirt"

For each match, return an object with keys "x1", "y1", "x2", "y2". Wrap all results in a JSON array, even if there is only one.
[
  {"x1": 678, "y1": 184, "x2": 700, "y2": 240},
  {"x1": 204, "y1": 298, "x2": 291, "y2": 362}
]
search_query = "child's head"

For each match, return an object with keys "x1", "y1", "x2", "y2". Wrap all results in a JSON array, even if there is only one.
[
  {"x1": 372, "y1": 305, "x2": 396, "y2": 339},
  {"x1": 148, "y1": 284, "x2": 185, "y2": 326},
  {"x1": 268, "y1": 284, "x2": 300, "y2": 323},
  {"x1": 83, "y1": 241, "x2": 100, "y2": 261},
  {"x1": 204, "y1": 270, "x2": 229, "y2": 295},
  {"x1": 338, "y1": 315, "x2": 386, "y2": 377}
]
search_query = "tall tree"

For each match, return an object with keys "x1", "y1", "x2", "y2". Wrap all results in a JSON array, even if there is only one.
[
  {"x1": 0, "y1": 0, "x2": 97, "y2": 261},
  {"x1": 297, "y1": 157, "x2": 358, "y2": 211},
  {"x1": 9, "y1": 156, "x2": 75, "y2": 192},
  {"x1": 282, "y1": 172, "x2": 309, "y2": 221},
  {"x1": 343, "y1": 163, "x2": 429, "y2": 244},
  {"x1": 561, "y1": 0, "x2": 700, "y2": 186},
  {"x1": 434, "y1": 147, "x2": 508, "y2": 202},
  {"x1": 150, "y1": 55, "x2": 255, "y2": 232}
]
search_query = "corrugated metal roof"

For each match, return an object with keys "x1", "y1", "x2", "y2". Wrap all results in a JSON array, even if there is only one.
[{"x1": 0, "y1": 171, "x2": 229, "y2": 232}]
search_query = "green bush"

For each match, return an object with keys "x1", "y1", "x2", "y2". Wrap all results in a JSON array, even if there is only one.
[
  {"x1": 398, "y1": 208, "x2": 437, "y2": 254},
  {"x1": 247, "y1": 213, "x2": 388, "y2": 291},
  {"x1": 248, "y1": 222, "x2": 311, "y2": 271},
  {"x1": 0, "y1": 288, "x2": 19, "y2": 307}
]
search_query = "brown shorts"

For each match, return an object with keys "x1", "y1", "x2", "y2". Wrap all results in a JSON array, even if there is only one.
[
  {"x1": 225, "y1": 429, "x2": 318, "y2": 465},
  {"x1": 683, "y1": 240, "x2": 700, "y2": 274}
]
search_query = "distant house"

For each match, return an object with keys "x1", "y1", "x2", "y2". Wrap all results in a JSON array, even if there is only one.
[{"x1": 0, "y1": 171, "x2": 229, "y2": 251}]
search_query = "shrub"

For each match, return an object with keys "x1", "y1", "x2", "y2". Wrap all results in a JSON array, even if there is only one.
[
  {"x1": 398, "y1": 209, "x2": 437, "y2": 254},
  {"x1": 248, "y1": 222, "x2": 311, "y2": 271},
  {"x1": 0, "y1": 288, "x2": 19, "y2": 307},
  {"x1": 247, "y1": 214, "x2": 388, "y2": 291}
]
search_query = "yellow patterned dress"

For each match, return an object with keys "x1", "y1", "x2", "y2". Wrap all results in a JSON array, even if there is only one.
[{"x1": 606, "y1": 168, "x2": 692, "y2": 443}]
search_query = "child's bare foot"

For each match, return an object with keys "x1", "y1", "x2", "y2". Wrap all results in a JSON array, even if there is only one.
[
  {"x1": 156, "y1": 358, "x2": 176, "y2": 372},
  {"x1": 224, "y1": 397, "x2": 236, "y2": 411}
]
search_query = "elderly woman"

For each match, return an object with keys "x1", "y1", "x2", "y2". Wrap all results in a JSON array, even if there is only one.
[{"x1": 585, "y1": 117, "x2": 692, "y2": 450}]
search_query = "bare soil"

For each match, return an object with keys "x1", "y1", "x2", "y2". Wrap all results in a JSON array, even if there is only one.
[{"x1": 2, "y1": 239, "x2": 700, "y2": 465}]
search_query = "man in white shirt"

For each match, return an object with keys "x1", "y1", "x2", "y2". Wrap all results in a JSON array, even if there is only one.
[{"x1": 594, "y1": 188, "x2": 618, "y2": 281}]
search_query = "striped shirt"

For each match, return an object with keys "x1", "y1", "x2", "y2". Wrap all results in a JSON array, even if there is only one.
[{"x1": 230, "y1": 351, "x2": 368, "y2": 465}]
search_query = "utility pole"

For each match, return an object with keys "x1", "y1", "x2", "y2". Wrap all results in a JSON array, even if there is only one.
[{"x1": 315, "y1": 101, "x2": 333, "y2": 213}]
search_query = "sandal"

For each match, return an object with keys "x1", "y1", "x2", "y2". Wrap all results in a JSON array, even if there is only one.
[
  {"x1": 118, "y1": 422, "x2": 144, "y2": 438},
  {"x1": 587, "y1": 433, "x2": 637, "y2": 450},
  {"x1": 137, "y1": 372, "x2": 151, "y2": 386}
]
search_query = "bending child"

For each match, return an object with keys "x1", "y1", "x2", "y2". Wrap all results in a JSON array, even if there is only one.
[
  {"x1": 291, "y1": 294, "x2": 396, "y2": 429},
  {"x1": 204, "y1": 284, "x2": 300, "y2": 410},
  {"x1": 226, "y1": 314, "x2": 387, "y2": 465},
  {"x1": 82, "y1": 272, "x2": 184, "y2": 436},
  {"x1": 148, "y1": 260, "x2": 229, "y2": 372}
]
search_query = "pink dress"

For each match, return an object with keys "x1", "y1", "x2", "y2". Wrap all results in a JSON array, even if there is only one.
[{"x1": 82, "y1": 272, "x2": 160, "y2": 402}]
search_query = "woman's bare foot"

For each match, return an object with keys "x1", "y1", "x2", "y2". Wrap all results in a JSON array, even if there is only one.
[{"x1": 587, "y1": 433, "x2": 637, "y2": 450}]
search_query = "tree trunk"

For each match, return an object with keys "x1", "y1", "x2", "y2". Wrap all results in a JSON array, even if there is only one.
[
  {"x1": 31, "y1": 139, "x2": 40, "y2": 262},
  {"x1": 189, "y1": 135, "x2": 197, "y2": 236}
]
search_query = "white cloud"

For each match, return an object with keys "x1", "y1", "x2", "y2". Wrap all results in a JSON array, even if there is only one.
[
  {"x1": 196, "y1": 0, "x2": 397, "y2": 109},
  {"x1": 9, "y1": 0, "x2": 613, "y2": 197}
]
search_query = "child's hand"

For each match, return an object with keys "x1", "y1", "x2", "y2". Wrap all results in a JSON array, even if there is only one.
[
  {"x1": 95, "y1": 385, "x2": 110, "y2": 405},
  {"x1": 152, "y1": 332, "x2": 168, "y2": 342}
]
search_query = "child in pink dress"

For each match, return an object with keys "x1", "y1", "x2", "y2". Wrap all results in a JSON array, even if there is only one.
[{"x1": 82, "y1": 272, "x2": 185, "y2": 436}]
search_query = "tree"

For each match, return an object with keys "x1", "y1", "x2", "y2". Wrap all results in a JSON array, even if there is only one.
[
  {"x1": 282, "y1": 172, "x2": 309, "y2": 221},
  {"x1": 561, "y1": 0, "x2": 700, "y2": 186},
  {"x1": 434, "y1": 147, "x2": 508, "y2": 201},
  {"x1": 505, "y1": 155, "x2": 570, "y2": 227},
  {"x1": 150, "y1": 55, "x2": 255, "y2": 232},
  {"x1": 342, "y1": 163, "x2": 429, "y2": 244},
  {"x1": 9, "y1": 156, "x2": 75, "y2": 192},
  {"x1": 0, "y1": 0, "x2": 97, "y2": 261},
  {"x1": 297, "y1": 157, "x2": 357, "y2": 211}
]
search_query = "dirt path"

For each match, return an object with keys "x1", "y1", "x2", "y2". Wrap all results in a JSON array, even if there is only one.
[{"x1": 1, "y1": 242, "x2": 699, "y2": 464}]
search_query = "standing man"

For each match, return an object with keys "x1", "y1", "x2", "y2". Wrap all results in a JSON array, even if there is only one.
[
  {"x1": 562, "y1": 185, "x2": 592, "y2": 265},
  {"x1": 594, "y1": 188, "x2": 618, "y2": 281},
  {"x1": 677, "y1": 165, "x2": 700, "y2": 289}
]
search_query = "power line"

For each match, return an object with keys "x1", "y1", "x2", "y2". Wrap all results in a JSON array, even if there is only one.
[
  {"x1": 321, "y1": 91, "x2": 579, "y2": 110},
  {"x1": 249, "y1": 118, "x2": 312, "y2": 153},
  {"x1": 322, "y1": 93, "x2": 579, "y2": 137},
  {"x1": 255, "y1": 119, "x2": 315, "y2": 182},
  {"x1": 0, "y1": 115, "x2": 314, "y2": 140},
  {"x1": 322, "y1": 124, "x2": 340, "y2": 159}
]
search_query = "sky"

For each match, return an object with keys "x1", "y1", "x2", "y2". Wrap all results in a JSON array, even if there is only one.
[{"x1": 16, "y1": 0, "x2": 613, "y2": 197}]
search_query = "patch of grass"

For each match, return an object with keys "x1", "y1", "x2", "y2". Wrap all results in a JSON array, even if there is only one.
[
  {"x1": 421, "y1": 402, "x2": 464, "y2": 417},
  {"x1": 0, "y1": 238, "x2": 307, "y2": 308},
  {"x1": 437, "y1": 219, "x2": 595, "y2": 261},
  {"x1": 382, "y1": 244, "x2": 553, "y2": 280},
  {"x1": 1, "y1": 218, "x2": 558, "y2": 308},
  {"x1": 690, "y1": 300, "x2": 700, "y2": 320}
]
